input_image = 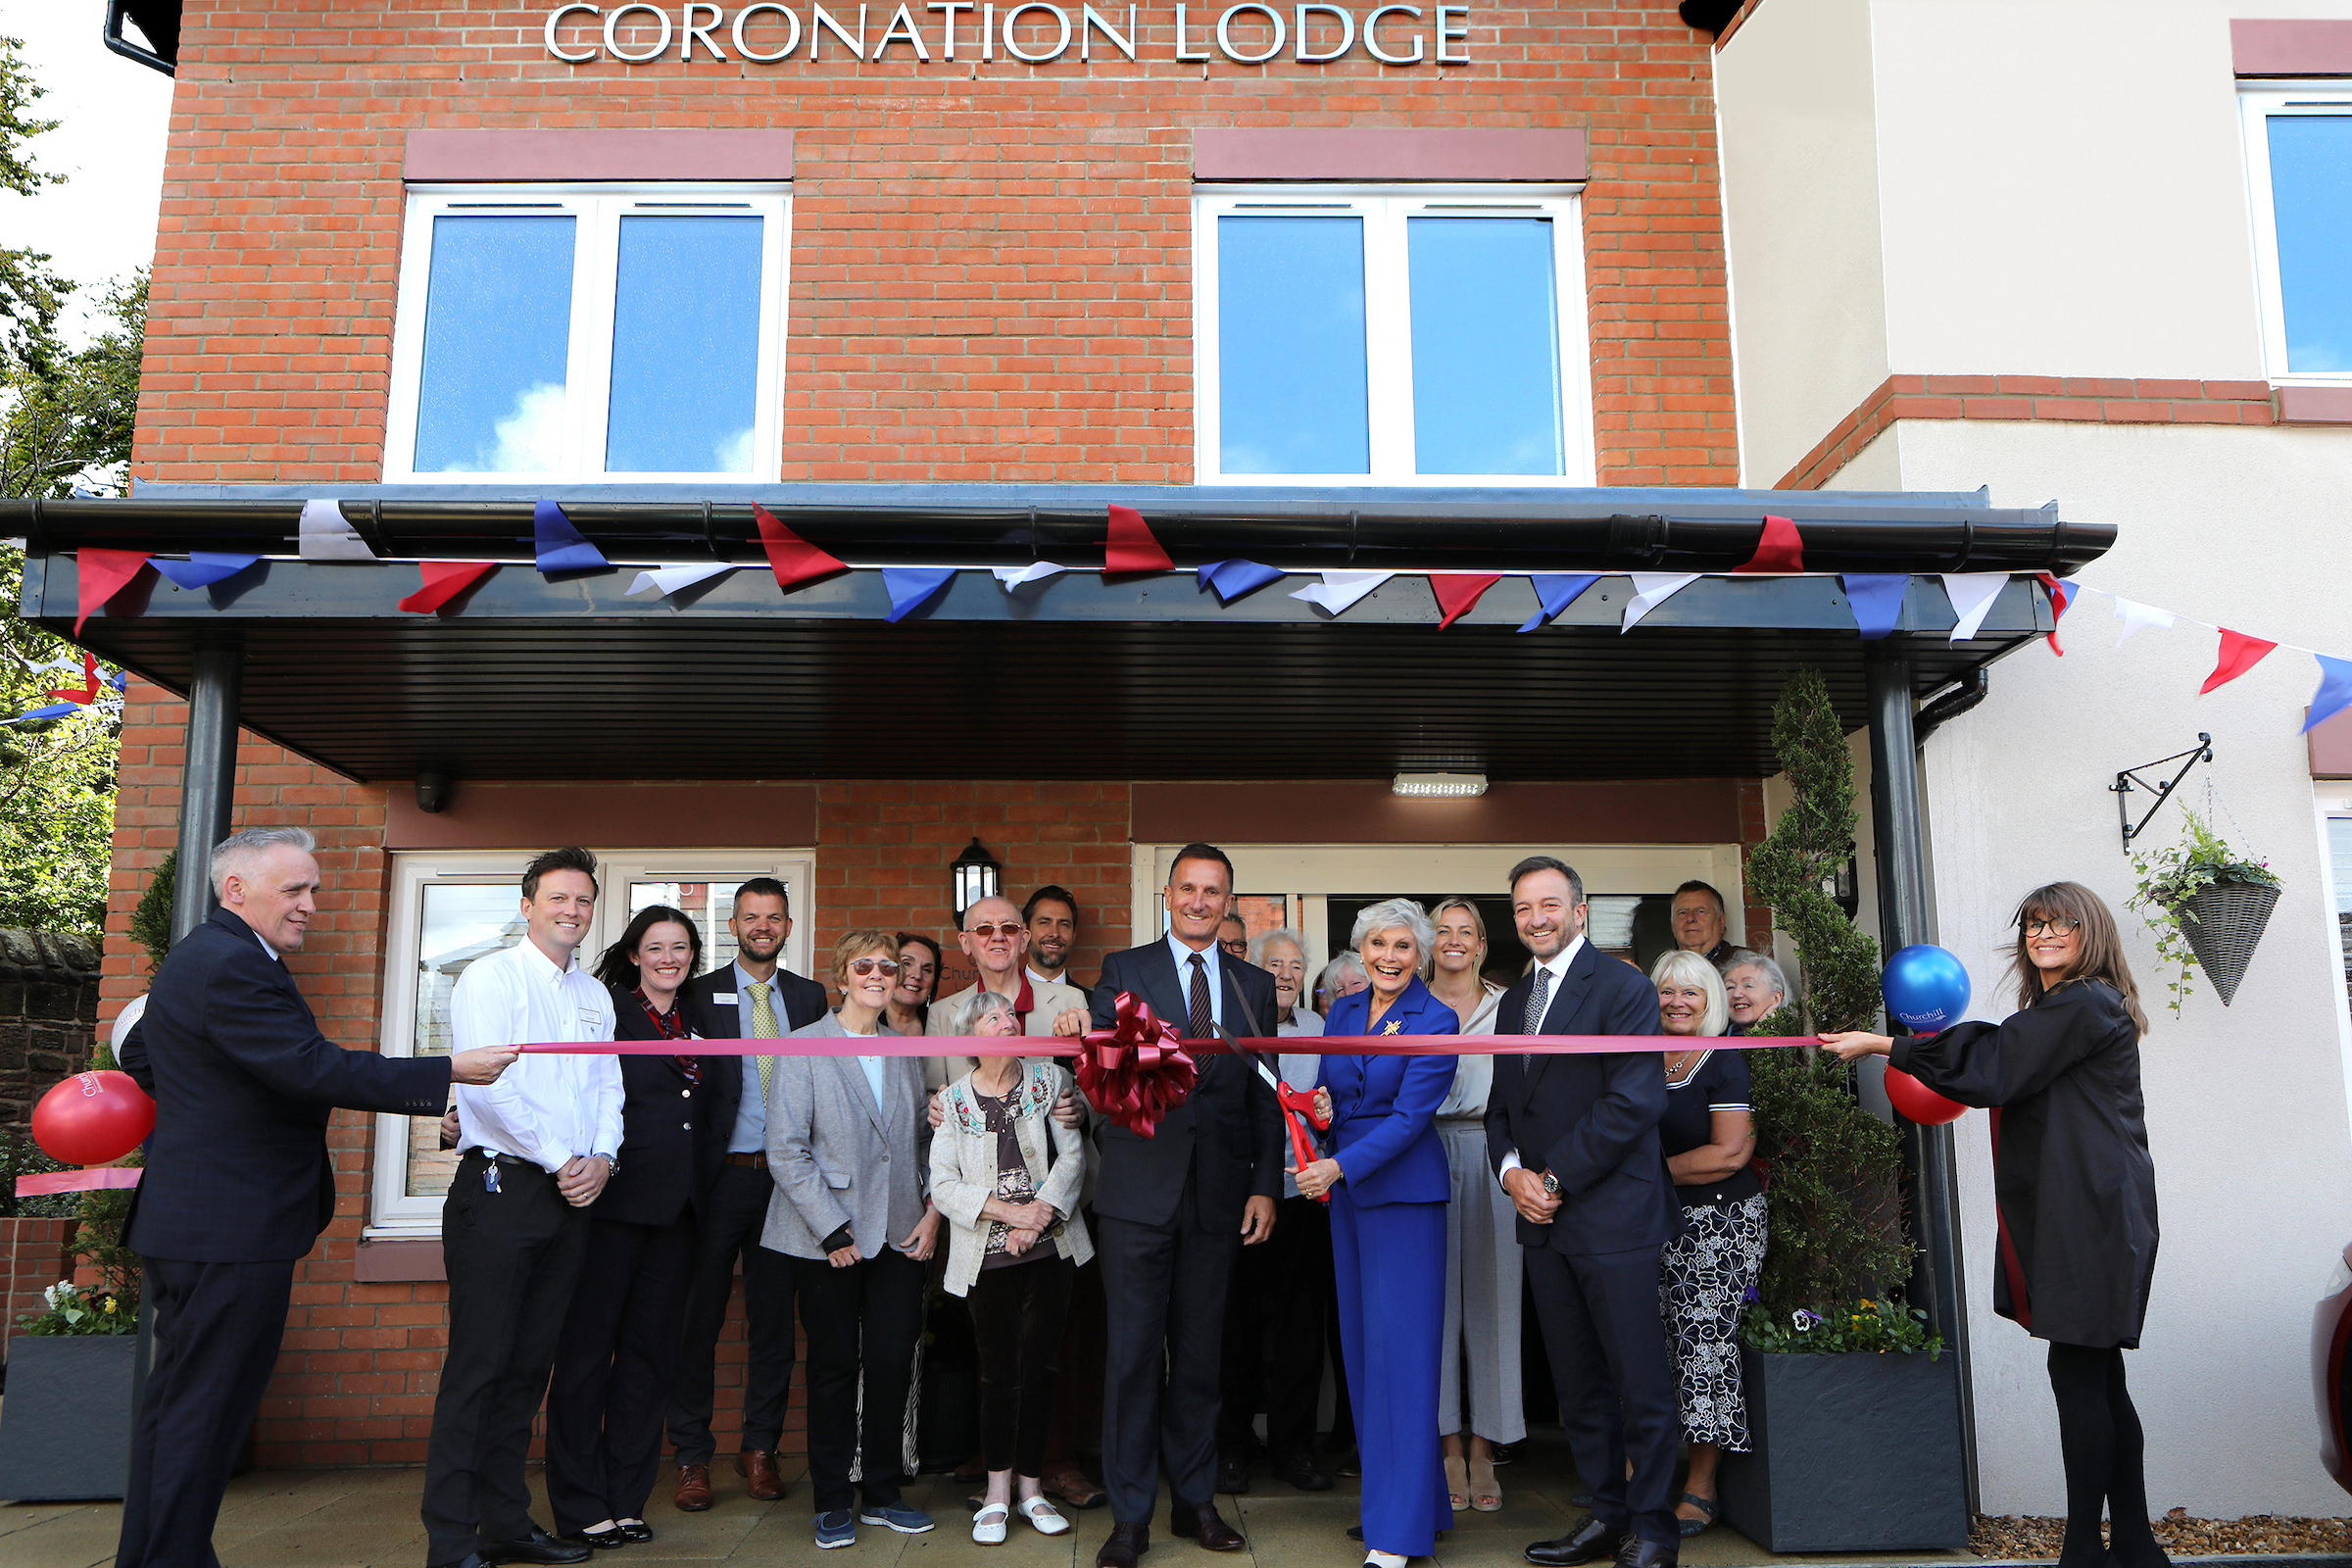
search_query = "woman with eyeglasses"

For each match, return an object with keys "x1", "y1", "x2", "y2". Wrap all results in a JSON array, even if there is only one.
[
  {"x1": 767, "y1": 930, "x2": 943, "y2": 1549},
  {"x1": 1823, "y1": 883, "x2": 2162, "y2": 1568},
  {"x1": 546, "y1": 906, "x2": 715, "y2": 1548}
]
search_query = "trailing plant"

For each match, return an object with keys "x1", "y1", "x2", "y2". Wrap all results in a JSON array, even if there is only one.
[
  {"x1": 1741, "y1": 668, "x2": 1920, "y2": 1347},
  {"x1": 2127, "y1": 808, "x2": 2279, "y2": 1015},
  {"x1": 1740, "y1": 1292, "x2": 1941, "y2": 1357}
]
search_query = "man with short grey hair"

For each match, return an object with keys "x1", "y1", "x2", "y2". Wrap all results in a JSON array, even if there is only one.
[{"x1": 117, "y1": 825, "x2": 514, "y2": 1568}]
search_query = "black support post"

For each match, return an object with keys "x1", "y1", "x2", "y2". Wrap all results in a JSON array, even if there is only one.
[
  {"x1": 1865, "y1": 648, "x2": 1980, "y2": 1510},
  {"x1": 169, "y1": 638, "x2": 243, "y2": 942}
]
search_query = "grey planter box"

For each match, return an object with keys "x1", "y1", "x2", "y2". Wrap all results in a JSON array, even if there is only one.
[
  {"x1": 0, "y1": 1333, "x2": 141, "y2": 1500},
  {"x1": 1717, "y1": 1345, "x2": 1970, "y2": 1552}
]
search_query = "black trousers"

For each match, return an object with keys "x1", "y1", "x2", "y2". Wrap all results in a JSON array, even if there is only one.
[
  {"x1": 793, "y1": 1247, "x2": 926, "y2": 1515},
  {"x1": 546, "y1": 1213, "x2": 696, "y2": 1533},
  {"x1": 1218, "y1": 1194, "x2": 1333, "y2": 1462},
  {"x1": 422, "y1": 1155, "x2": 591, "y2": 1566},
  {"x1": 115, "y1": 1256, "x2": 298, "y2": 1568},
  {"x1": 667, "y1": 1161, "x2": 797, "y2": 1464},
  {"x1": 1524, "y1": 1245, "x2": 1681, "y2": 1549},
  {"x1": 2047, "y1": 1343, "x2": 2165, "y2": 1568},
  {"x1": 967, "y1": 1254, "x2": 1076, "y2": 1477},
  {"x1": 1043, "y1": 1244, "x2": 1106, "y2": 1469},
  {"x1": 1096, "y1": 1207, "x2": 1239, "y2": 1524}
]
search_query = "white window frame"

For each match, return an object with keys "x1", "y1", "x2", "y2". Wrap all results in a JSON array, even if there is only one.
[
  {"x1": 1192, "y1": 183, "x2": 1596, "y2": 487},
  {"x1": 2239, "y1": 87, "x2": 2352, "y2": 385},
  {"x1": 2315, "y1": 788, "x2": 2352, "y2": 1143},
  {"x1": 383, "y1": 183, "x2": 793, "y2": 483},
  {"x1": 367, "y1": 849, "x2": 815, "y2": 1237}
]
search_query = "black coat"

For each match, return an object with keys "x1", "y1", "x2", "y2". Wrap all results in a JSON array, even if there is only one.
[
  {"x1": 1484, "y1": 939, "x2": 1681, "y2": 1256},
  {"x1": 1086, "y1": 942, "x2": 1285, "y2": 1230},
  {"x1": 1892, "y1": 980, "x2": 2158, "y2": 1348},
  {"x1": 675, "y1": 962, "x2": 828, "y2": 1174},
  {"x1": 594, "y1": 987, "x2": 725, "y2": 1228},
  {"x1": 119, "y1": 906, "x2": 450, "y2": 1262}
]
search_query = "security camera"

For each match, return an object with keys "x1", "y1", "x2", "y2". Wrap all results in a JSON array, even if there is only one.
[{"x1": 415, "y1": 770, "x2": 451, "y2": 814}]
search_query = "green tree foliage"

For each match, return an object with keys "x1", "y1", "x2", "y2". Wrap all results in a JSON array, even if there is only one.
[
  {"x1": 0, "y1": 36, "x2": 143, "y2": 937},
  {"x1": 1741, "y1": 668, "x2": 1916, "y2": 1326}
]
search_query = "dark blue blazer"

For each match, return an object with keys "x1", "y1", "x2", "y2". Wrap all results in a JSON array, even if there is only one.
[
  {"x1": 1317, "y1": 978, "x2": 1457, "y2": 1207},
  {"x1": 119, "y1": 906, "x2": 450, "y2": 1263},
  {"x1": 595, "y1": 985, "x2": 725, "y2": 1229},
  {"x1": 1483, "y1": 939, "x2": 1682, "y2": 1256}
]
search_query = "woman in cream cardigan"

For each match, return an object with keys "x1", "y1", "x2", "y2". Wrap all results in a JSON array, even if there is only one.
[{"x1": 928, "y1": 992, "x2": 1094, "y2": 1544}]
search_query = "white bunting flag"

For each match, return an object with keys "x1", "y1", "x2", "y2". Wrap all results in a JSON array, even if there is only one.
[
  {"x1": 1290, "y1": 571, "x2": 1394, "y2": 615},
  {"x1": 1620, "y1": 572, "x2": 1699, "y2": 632},
  {"x1": 2110, "y1": 595, "x2": 2177, "y2": 646},
  {"x1": 991, "y1": 563, "x2": 1069, "y2": 589},
  {"x1": 1940, "y1": 572, "x2": 2012, "y2": 643},
  {"x1": 626, "y1": 563, "x2": 736, "y2": 598},
  {"x1": 298, "y1": 498, "x2": 375, "y2": 561}
]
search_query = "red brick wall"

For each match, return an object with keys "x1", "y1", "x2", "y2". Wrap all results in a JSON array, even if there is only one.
[{"x1": 139, "y1": 2, "x2": 1736, "y2": 487}]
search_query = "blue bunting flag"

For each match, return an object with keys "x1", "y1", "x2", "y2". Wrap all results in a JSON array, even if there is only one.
[
  {"x1": 1198, "y1": 560, "x2": 1285, "y2": 605},
  {"x1": 153, "y1": 553, "x2": 262, "y2": 590},
  {"x1": 533, "y1": 501, "x2": 610, "y2": 574},
  {"x1": 1840, "y1": 574, "x2": 1910, "y2": 641},
  {"x1": 883, "y1": 567, "x2": 956, "y2": 623},
  {"x1": 1518, "y1": 573, "x2": 1600, "y2": 633}
]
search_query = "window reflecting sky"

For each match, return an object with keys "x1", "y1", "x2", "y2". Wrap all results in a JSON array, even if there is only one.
[
  {"x1": 607, "y1": 215, "x2": 765, "y2": 473},
  {"x1": 2270, "y1": 116, "x2": 2352, "y2": 373},
  {"x1": 1408, "y1": 217, "x2": 1563, "y2": 474},
  {"x1": 1218, "y1": 216, "x2": 1370, "y2": 473},
  {"x1": 414, "y1": 216, "x2": 575, "y2": 472}
]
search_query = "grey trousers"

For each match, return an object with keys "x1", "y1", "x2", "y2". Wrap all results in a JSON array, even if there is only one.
[{"x1": 1437, "y1": 1120, "x2": 1526, "y2": 1443}]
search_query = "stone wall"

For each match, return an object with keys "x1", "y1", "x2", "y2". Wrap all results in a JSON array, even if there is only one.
[{"x1": 0, "y1": 930, "x2": 102, "y2": 1130}]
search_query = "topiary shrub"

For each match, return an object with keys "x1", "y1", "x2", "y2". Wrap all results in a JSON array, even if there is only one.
[{"x1": 127, "y1": 850, "x2": 173, "y2": 973}]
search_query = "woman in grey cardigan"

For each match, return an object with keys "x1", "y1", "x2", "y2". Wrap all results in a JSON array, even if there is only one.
[
  {"x1": 765, "y1": 928, "x2": 941, "y2": 1550},
  {"x1": 929, "y1": 992, "x2": 1092, "y2": 1544}
]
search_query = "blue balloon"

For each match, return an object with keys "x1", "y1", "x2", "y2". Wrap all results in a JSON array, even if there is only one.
[{"x1": 1882, "y1": 945, "x2": 1971, "y2": 1031}]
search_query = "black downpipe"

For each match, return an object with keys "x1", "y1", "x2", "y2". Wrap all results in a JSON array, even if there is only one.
[
  {"x1": 104, "y1": 1, "x2": 178, "y2": 76},
  {"x1": 1914, "y1": 668, "x2": 1989, "y2": 745}
]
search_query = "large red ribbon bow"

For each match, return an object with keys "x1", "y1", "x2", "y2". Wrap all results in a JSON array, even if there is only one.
[{"x1": 1077, "y1": 992, "x2": 1198, "y2": 1138}]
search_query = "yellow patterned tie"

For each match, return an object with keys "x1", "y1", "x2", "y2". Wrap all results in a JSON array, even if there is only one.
[{"x1": 751, "y1": 980, "x2": 779, "y2": 1101}]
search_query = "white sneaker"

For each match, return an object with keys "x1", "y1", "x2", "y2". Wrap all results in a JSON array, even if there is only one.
[
  {"x1": 973, "y1": 1504, "x2": 1009, "y2": 1545},
  {"x1": 1018, "y1": 1495, "x2": 1070, "y2": 1537}
]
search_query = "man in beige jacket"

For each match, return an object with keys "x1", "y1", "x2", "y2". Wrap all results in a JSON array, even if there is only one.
[{"x1": 927, "y1": 895, "x2": 1090, "y2": 1085}]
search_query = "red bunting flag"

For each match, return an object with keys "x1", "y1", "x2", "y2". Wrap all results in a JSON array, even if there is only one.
[
  {"x1": 48, "y1": 653, "x2": 101, "y2": 705},
  {"x1": 1104, "y1": 504, "x2": 1173, "y2": 573},
  {"x1": 1733, "y1": 514, "x2": 1804, "y2": 574},
  {"x1": 398, "y1": 561, "x2": 496, "y2": 615},
  {"x1": 2034, "y1": 571, "x2": 2077, "y2": 655},
  {"x1": 753, "y1": 503, "x2": 847, "y2": 591},
  {"x1": 73, "y1": 549, "x2": 151, "y2": 634},
  {"x1": 1431, "y1": 573, "x2": 1502, "y2": 628},
  {"x1": 2200, "y1": 628, "x2": 2278, "y2": 694}
]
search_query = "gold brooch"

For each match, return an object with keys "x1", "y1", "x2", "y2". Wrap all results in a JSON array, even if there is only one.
[{"x1": 1382, "y1": 1021, "x2": 1402, "y2": 1035}]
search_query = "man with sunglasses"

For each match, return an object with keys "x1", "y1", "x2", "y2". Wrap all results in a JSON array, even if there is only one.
[
  {"x1": 667, "y1": 878, "x2": 828, "y2": 1513},
  {"x1": 928, "y1": 895, "x2": 1090, "y2": 1074}
]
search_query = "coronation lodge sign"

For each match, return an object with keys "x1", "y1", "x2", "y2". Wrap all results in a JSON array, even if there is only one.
[{"x1": 543, "y1": 1, "x2": 1473, "y2": 65}]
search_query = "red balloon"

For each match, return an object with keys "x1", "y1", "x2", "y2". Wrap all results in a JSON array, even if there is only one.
[
  {"x1": 1884, "y1": 1064, "x2": 1967, "y2": 1126},
  {"x1": 31, "y1": 1070, "x2": 156, "y2": 1166}
]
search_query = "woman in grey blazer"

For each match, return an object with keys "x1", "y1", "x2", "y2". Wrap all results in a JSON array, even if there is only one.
[{"x1": 764, "y1": 928, "x2": 941, "y2": 1550}]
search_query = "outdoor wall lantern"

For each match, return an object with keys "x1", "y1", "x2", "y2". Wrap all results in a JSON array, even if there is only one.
[{"x1": 952, "y1": 836, "x2": 1003, "y2": 923}]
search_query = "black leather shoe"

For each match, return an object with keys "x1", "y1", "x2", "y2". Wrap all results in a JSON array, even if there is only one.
[
  {"x1": 1614, "y1": 1541, "x2": 1677, "y2": 1568},
  {"x1": 558, "y1": 1529, "x2": 625, "y2": 1550},
  {"x1": 614, "y1": 1524, "x2": 653, "y2": 1544},
  {"x1": 1097, "y1": 1521, "x2": 1151, "y2": 1568},
  {"x1": 1526, "y1": 1518, "x2": 1625, "y2": 1568},
  {"x1": 1216, "y1": 1455, "x2": 1250, "y2": 1494},
  {"x1": 1347, "y1": 1526, "x2": 1363, "y2": 1543},
  {"x1": 482, "y1": 1530, "x2": 592, "y2": 1565},
  {"x1": 1170, "y1": 1500, "x2": 1245, "y2": 1551},
  {"x1": 1274, "y1": 1453, "x2": 1333, "y2": 1492}
]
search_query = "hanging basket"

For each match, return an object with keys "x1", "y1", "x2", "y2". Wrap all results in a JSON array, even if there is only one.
[{"x1": 2173, "y1": 879, "x2": 2281, "y2": 1006}]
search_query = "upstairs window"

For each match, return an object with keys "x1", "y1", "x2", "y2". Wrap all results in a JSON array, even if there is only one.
[
  {"x1": 1194, "y1": 186, "x2": 1594, "y2": 485},
  {"x1": 2241, "y1": 90, "x2": 2352, "y2": 380},
  {"x1": 384, "y1": 186, "x2": 790, "y2": 481}
]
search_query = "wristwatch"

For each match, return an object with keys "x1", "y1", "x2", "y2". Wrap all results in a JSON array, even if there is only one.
[{"x1": 1541, "y1": 1171, "x2": 1560, "y2": 1197}]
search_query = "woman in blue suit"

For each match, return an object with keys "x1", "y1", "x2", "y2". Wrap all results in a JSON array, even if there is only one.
[{"x1": 1295, "y1": 897, "x2": 1459, "y2": 1568}]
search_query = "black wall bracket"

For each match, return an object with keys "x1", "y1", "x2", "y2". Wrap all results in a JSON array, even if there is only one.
[{"x1": 2112, "y1": 733, "x2": 2213, "y2": 849}]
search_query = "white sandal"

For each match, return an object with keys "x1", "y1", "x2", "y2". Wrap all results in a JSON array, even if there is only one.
[
  {"x1": 1018, "y1": 1494, "x2": 1070, "y2": 1536},
  {"x1": 972, "y1": 1504, "x2": 1009, "y2": 1544}
]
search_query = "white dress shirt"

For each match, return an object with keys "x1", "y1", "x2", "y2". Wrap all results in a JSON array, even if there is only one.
[
  {"x1": 451, "y1": 936, "x2": 623, "y2": 1175},
  {"x1": 1165, "y1": 931, "x2": 1224, "y2": 1030},
  {"x1": 1496, "y1": 936, "x2": 1587, "y2": 1185}
]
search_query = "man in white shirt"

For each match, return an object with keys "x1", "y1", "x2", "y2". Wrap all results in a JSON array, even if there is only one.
[
  {"x1": 422, "y1": 848, "x2": 624, "y2": 1568},
  {"x1": 1023, "y1": 884, "x2": 1086, "y2": 993}
]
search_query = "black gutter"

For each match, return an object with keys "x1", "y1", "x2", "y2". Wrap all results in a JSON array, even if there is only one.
[
  {"x1": 104, "y1": 0, "x2": 178, "y2": 76},
  {"x1": 4, "y1": 496, "x2": 2114, "y2": 574}
]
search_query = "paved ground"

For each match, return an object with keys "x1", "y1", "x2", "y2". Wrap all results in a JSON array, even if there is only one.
[{"x1": 0, "y1": 1437, "x2": 1978, "y2": 1568}]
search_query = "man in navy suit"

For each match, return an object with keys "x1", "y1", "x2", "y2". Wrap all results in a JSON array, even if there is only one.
[
  {"x1": 1485, "y1": 857, "x2": 1683, "y2": 1568},
  {"x1": 1083, "y1": 844, "x2": 1284, "y2": 1568},
  {"x1": 115, "y1": 825, "x2": 516, "y2": 1568}
]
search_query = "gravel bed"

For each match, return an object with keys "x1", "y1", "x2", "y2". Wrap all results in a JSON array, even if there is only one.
[{"x1": 1971, "y1": 1513, "x2": 2352, "y2": 1558}]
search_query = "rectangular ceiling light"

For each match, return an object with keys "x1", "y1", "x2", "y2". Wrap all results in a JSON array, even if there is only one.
[{"x1": 1392, "y1": 771, "x2": 1488, "y2": 798}]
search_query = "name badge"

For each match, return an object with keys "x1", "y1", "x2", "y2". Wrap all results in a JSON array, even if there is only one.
[
  {"x1": 715, "y1": 993, "x2": 739, "y2": 1005},
  {"x1": 579, "y1": 1009, "x2": 602, "y2": 1028}
]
